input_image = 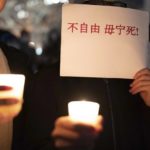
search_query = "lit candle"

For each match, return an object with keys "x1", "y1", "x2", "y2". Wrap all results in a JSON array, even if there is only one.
[
  {"x1": 0, "y1": 74, "x2": 25, "y2": 101},
  {"x1": 68, "y1": 100, "x2": 100, "y2": 123},
  {"x1": 0, "y1": 74, "x2": 25, "y2": 119}
]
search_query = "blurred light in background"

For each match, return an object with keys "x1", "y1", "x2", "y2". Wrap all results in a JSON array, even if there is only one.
[
  {"x1": 17, "y1": 10, "x2": 29, "y2": 19},
  {"x1": 36, "y1": 47, "x2": 43, "y2": 55},
  {"x1": 14, "y1": 4, "x2": 22, "y2": 12},
  {"x1": 44, "y1": 0, "x2": 69, "y2": 5},
  {"x1": 29, "y1": 41, "x2": 36, "y2": 47}
]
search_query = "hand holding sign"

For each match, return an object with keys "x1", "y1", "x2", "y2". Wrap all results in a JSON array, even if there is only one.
[{"x1": 130, "y1": 68, "x2": 150, "y2": 107}]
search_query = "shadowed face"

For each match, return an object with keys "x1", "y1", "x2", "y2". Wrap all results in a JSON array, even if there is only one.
[{"x1": 0, "y1": 0, "x2": 6, "y2": 12}]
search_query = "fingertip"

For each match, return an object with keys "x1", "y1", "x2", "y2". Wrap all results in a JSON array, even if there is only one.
[{"x1": 130, "y1": 82, "x2": 133, "y2": 87}]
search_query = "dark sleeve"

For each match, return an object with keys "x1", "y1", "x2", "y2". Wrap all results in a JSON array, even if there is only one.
[
  {"x1": 0, "y1": 42, "x2": 30, "y2": 75},
  {"x1": 12, "y1": 67, "x2": 60, "y2": 150},
  {"x1": 142, "y1": 104, "x2": 150, "y2": 150}
]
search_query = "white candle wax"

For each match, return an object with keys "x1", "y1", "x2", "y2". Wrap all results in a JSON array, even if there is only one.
[
  {"x1": 0, "y1": 74, "x2": 25, "y2": 120},
  {"x1": 68, "y1": 100, "x2": 100, "y2": 123},
  {"x1": 0, "y1": 74, "x2": 25, "y2": 101}
]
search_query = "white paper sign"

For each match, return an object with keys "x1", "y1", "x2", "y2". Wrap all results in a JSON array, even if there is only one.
[{"x1": 60, "y1": 4, "x2": 149, "y2": 79}]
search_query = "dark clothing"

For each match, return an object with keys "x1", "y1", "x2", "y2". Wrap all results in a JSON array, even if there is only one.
[
  {"x1": 0, "y1": 42, "x2": 34, "y2": 150},
  {"x1": 12, "y1": 63, "x2": 150, "y2": 150},
  {"x1": 0, "y1": 42, "x2": 30, "y2": 75}
]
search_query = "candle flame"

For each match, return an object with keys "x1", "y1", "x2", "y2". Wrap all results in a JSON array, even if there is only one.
[{"x1": 68, "y1": 100, "x2": 100, "y2": 123}]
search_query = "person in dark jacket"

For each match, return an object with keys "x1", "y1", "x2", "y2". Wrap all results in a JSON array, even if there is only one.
[{"x1": 19, "y1": 63, "x2": 150, "y2": 150}]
